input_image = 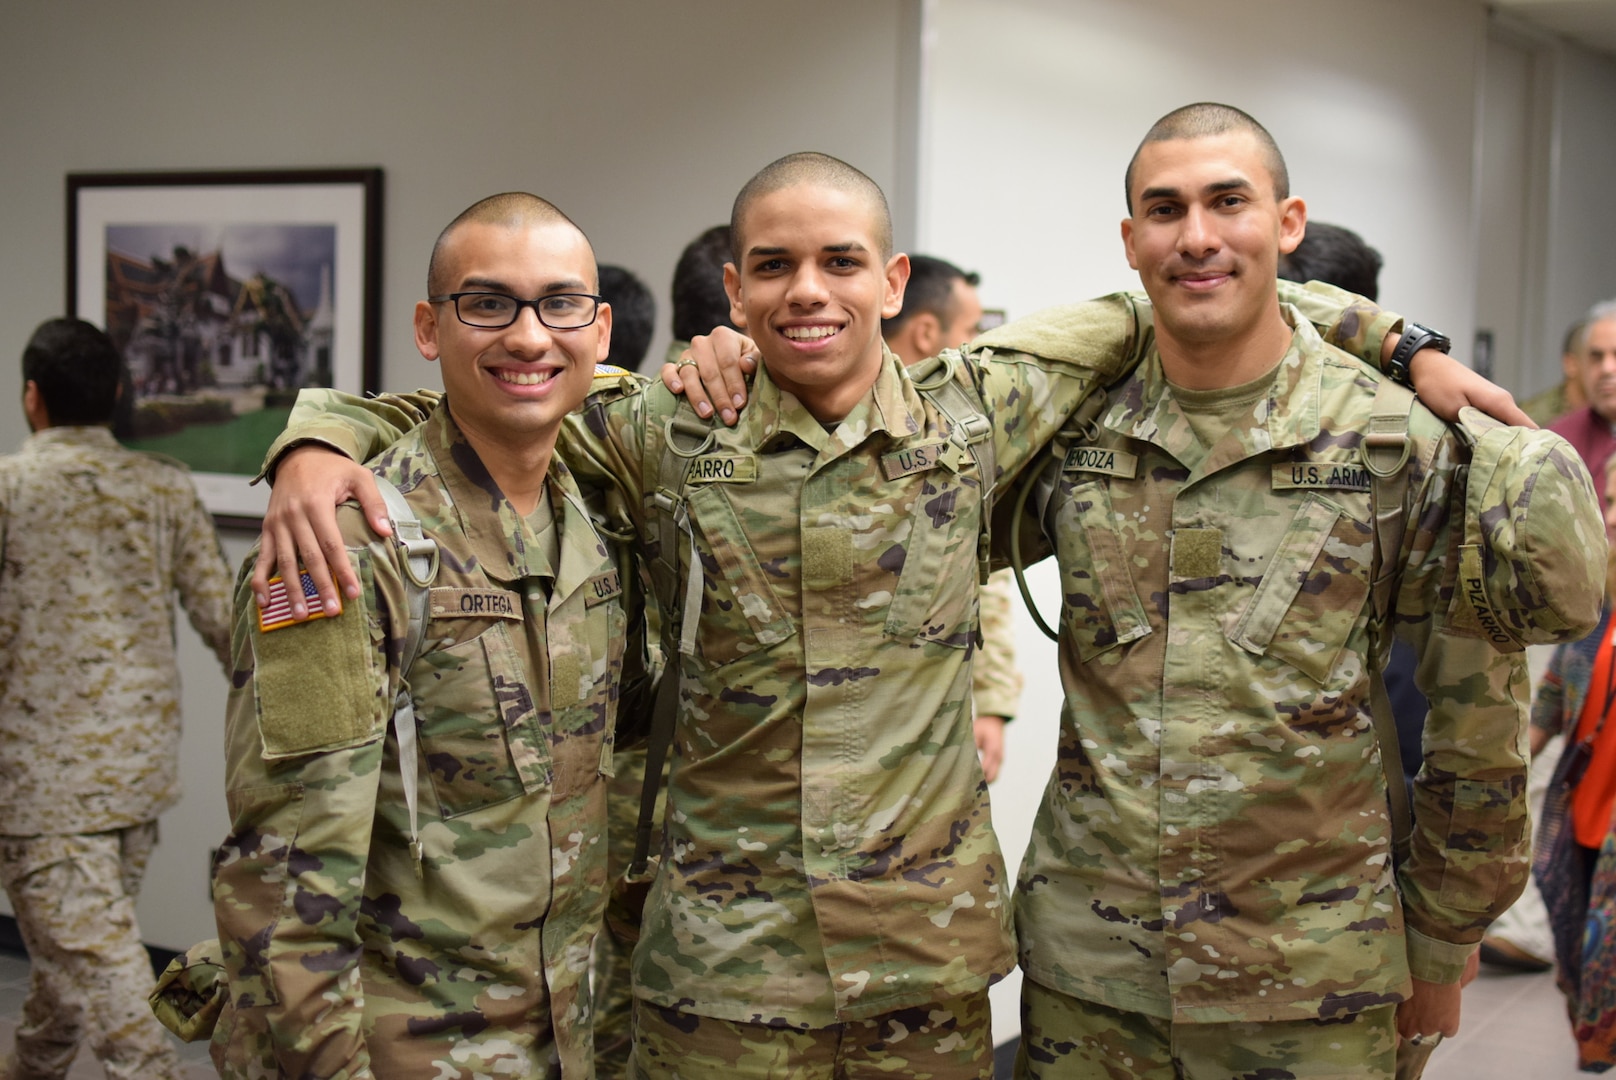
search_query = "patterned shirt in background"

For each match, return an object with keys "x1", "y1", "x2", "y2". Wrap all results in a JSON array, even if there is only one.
[{"x1": 0, "y1": 426, "x2": 232, "y2": 836}]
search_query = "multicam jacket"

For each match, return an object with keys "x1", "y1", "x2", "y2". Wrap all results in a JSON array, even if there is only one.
[
  {"x1": 212, "y1": 406, "x2": 646, "y2": 1079},
  {"x1": 0, "y1": 426, "x2": 231, "y2": 836},
  {"x1": 973, "y1": 571, "x2": 1023, "y2": 719},
  {"x1": 996, "y1": 312, "x2": 1531, "y2": 1025},
  {"x1": 261, "y1": 287, "x2": 1402, "y2": 1029}
]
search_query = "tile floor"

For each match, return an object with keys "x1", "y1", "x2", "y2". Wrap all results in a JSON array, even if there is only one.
[{"x1": 0, "y1": 948, "x2": 1590, "y2": 1078}]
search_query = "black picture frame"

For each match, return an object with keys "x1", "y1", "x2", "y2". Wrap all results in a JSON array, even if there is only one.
[{"x1": 67, "y1": 168, "x2": 383, "y2": 528}]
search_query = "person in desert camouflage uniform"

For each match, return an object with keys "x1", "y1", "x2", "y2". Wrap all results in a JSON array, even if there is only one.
[
  {"x1": 209, "y1": 193, "x2": 650, "y2": 1080},
  {"x1": 0, "y1": 318, "x2": 233, "y2": 1080},
  {"x1": 248, "y1": 151, "x2": 1485, "y2": 1078},
  {"x1": 988, "y1": 103, "x2": 1538, "y2": 1080}
]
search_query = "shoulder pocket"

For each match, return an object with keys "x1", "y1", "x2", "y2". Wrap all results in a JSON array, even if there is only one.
[
  {"x1": 687, "y1": 483, "x2": 796, "y2": 665},
  {"x1": 884, "y1": 441, "x2": 983, "y2": 648},
  {"x1": 549, "y1": 585, "x2": 628, "y2": 796},
  {"x1": 412, "y1": 620, "x2": 539, "y2": 816},
  {"x1": 252, "y1": 553, "x2": 386, "y2": 759},
  {"x1": 1229, "y1": 493, "x2": 1371, "y2": 683},
  {"x1": 1049, "y1": 478, "x2": 1149, "y2": 662}
]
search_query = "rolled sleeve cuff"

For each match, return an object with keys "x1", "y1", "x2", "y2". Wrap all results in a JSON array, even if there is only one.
[
  {"x1": 1406, "y1": 925, "x2": 1477, "y2": 985},
  {"x1": 972, "y1": 694, "x2": 1018, "y2": 721},
  {"x1": 257, "y1": 428, "x2": 368, "y2": 484}
]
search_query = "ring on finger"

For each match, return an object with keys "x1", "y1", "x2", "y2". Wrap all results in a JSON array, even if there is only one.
[{"x1": 676, "y1": 356, "x2": 699, "y2": 368}]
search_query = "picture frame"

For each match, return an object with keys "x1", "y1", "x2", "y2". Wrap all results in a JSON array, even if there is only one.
[{"x1": 67, "y1": 168, "x2": 383, "y2": 528}]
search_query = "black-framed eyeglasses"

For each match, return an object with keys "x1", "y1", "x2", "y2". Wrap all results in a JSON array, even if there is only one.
[{"x1": 428, "y1": 291, "x2": 604, "y2": 330}]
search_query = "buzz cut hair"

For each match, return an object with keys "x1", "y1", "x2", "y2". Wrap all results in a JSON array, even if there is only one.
[
  {"x1": 1125, "y1": 102, "x2": 1290, "y2": 214},
  {"x1": 730, "y1": 152, "x2": 893, "y2": 264},
  {"x1": 426, "y1": 192, "x2": 595, "y2": 296},
  {"x1": 883, "y1": 254, "x2": 979, "y2": 337}
]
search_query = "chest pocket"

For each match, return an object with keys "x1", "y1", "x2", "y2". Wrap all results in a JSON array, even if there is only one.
[
  {"x1": 546, "y1": 579, "x2": 627, "y2": 798},
  {"x1": 1048, "y1": 477, "x2": 1151, "y2": 662},
  {"x1": 411, "y1": 598, "x2": 544, "y2": 817},
  {"x1": 1228, "y1": 492, "x2": 1373, "y2": 684},
  {"x1": 687, "y1": 483, "x2": 796, "y2": 667},
  {"x1": 884, "y1": 441, "x2": 982, "y2": 648}
]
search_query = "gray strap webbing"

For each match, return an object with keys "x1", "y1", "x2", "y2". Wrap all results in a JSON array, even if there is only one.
[
  {"x1": 630, "y1": 403, "x2": 714, "y2": 874},
  {"x1": 374, "y1": 474, "x2": 440, "y2": 871},
  {"x1": 651, "y1": 408, "x2": 714, "y2": 657},
  {"x1": 630, "y1": 656, "x2": 678, "y2": 876},
  {"x1": 1359, "y1": 377, "x2": 1418, "y2": 859}
]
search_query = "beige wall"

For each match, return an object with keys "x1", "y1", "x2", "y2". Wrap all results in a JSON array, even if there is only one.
[{"x1": 0, "y1": 0, "x2": 915, "y2": 950}]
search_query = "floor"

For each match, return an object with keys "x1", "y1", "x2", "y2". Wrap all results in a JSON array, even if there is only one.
[
  {"x1": 0, "y1": 950, "x2": 212, "y2": 1079},
  {"x1": 0, "y1": 950, "x2": 1591, "y2": 1078}
]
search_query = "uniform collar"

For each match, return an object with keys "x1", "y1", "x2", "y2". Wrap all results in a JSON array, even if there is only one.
[
  {"x1": 1104, "y1": 305, "x2": 1326, "y2": 467},
  {"x1": 744, "y1": 343, "x2": 924, "y2": 455},
  {"x1": 424, "y1": 405, "x2": 608, "y2": 593},
  {"x1": 25, "y1": 425, "x2": 119, "y2": 451}
]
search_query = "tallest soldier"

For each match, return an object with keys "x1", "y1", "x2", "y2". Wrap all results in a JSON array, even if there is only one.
[{"x1": 994, "y1": 104, "x2": 1538, "y2": 1079}]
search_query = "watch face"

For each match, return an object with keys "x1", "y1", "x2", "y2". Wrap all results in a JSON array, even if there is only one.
[{"x1": 1409, "y1": 323, "x2": 1452, "y2": 352}]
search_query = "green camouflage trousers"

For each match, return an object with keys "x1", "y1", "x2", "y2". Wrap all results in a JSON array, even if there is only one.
[
  {"x1": 631, "y1": 990, "x2": 993, "y2": 1079},
  {"x1": 1015, "y1": 978, "x2": 1407, "y2": 1080},
  {"x1": 594, "y1": 745, "x2": 665, "y2": 1079},
  {"x1": 0, "y1": 823, "x2": 185, "y2": 1080}
]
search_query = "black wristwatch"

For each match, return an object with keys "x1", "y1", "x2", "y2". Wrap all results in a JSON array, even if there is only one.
[{"x1": 1385, "y1": 322, "x2": 1452, "y2": 387}]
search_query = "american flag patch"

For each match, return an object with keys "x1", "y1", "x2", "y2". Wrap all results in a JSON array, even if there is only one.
[
  {"x1": 593, "y1": 363, "x2": 630, "y2": 378},
  {"x1": 258, "y1": 571, "x2": 342, "y2": 632}
]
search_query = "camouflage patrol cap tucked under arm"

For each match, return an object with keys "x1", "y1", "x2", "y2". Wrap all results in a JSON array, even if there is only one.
[{"x1": 1448, "y1": 409, "x2": 1605, "y2": 649}]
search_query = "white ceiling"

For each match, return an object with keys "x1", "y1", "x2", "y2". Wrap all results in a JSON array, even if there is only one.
[{"x1": 1493, "y1": 0, "x2": 1616, "y2": 55}]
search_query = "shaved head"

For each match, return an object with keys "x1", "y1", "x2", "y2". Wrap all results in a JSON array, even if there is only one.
[
  {"x1": 1125, "y1": 102, "x2": 1289, "y2": 213},
  {"x1": 730, "y1": 152, "x2": 893, "y2": 262},
  {"x1": 427, "y1": 192, "x2": 595, "y2": 296}
]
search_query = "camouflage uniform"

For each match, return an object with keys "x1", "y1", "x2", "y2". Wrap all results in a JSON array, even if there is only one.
[
  {"x1": 990, "y1": 310, "x2": 1531, "y2": 1077},
  {"x1": 0, "y1": 425, "x2": 232, "y2": 1080},
  {"x1": 974, "y1": 570, "x2": 1023, "y2": 720},
  {"x1": 1519, "y1": 382, "x2": 1571, "y2": 427},
  {"x1": 591, "y1": 747, "x2": 663, "y2": 1078},
  {"x1": 263, "y1": 285, "x2": 1402, "y2": 1076},
  {"x1": 212, "y1": 405, "x2": 647, "y2": 1079}
]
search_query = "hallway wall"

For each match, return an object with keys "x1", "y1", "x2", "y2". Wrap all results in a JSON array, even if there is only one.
[{"x1": 0, "y1": 0, "x2": 917, "y2": 950}]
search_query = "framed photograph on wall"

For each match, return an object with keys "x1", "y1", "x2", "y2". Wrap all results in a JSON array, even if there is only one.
[{"x1": 67, "y1": 168, "x2": 383, "y2": 527}]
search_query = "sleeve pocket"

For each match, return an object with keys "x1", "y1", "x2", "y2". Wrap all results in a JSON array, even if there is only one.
[
  {"x1": 1437, "y1": 778, "x2": 1529, "y2": 912},
  {"x1": 253, "y1": 552, "x2": 386, "y2": 759}
]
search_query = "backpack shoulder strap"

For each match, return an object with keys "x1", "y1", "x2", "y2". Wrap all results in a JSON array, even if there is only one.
[
  {"x1": 910, "y1": 351, "x2": 997, "y2": 583},
  {"x1": 1007, "y1": 386, "x2": 1111, "y2": 643},
  {"x1": 373, "y1": 472, "x2": 440, "y2": 872},
  {"x1": 630, "y1": 397, "x2": 716, "y2": 875},
  {"x1": 1357, "y1": 376, "x2": 1418, "y2": 861},
  {"x1": 645, "y1": 399, "x2": 716, "y2": 657}
]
